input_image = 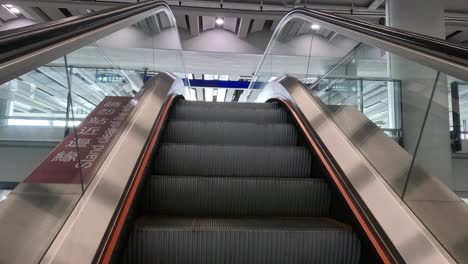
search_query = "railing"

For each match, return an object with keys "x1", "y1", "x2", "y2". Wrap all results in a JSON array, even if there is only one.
[
  {"x1": 251, "y1": 7, "x2": 468, "y2": 264},
  {"x1": 0, "y1": 2, "x2": 188, "y2": 264}
]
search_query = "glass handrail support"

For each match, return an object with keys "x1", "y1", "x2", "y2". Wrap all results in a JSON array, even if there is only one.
[
  {"x1": 250, "y1": 7, "x2": 468, "y2": 264},
  {"x1": 0, "y1": 2, "x2": 188, "y2": 264}
]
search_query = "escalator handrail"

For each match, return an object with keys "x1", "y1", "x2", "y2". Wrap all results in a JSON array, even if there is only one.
[
  {"x1": 254, "y1": 76, "x2": 457, "y2": 264},
  {"x1": 0, "y1": 1, "x2": 167, "y2": 61},
  {"x1": 0, "y1": 0, "x2": 172, "y2": 84},
  {"x1": 291, "y1": 8, "x2": 468, "y2": 60},
  {"x1": 253, "y1": 7, "x2": 468, "y2": 85}
]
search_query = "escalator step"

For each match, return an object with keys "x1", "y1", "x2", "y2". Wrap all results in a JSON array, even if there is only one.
[
  {"x1": 144, "y1": 176, "x2": 330, "y2": 217},
  {"x1": 171, "y1": 101, "x2": 288, "y2": 123},
  {"x1": 176, "y1": 100, "x2": 281, "y2": 109},
  {"x1": 122, "y1": 217, "x2": 361, "y2": 264},
  {"x1": 163, "y1": 120, "x2": 298, "y2": 146},
  {"x1": 154, "y1": 144, "x2": 312, "y2": 178}
]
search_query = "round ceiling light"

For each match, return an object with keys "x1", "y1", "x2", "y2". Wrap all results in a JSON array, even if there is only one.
[
  {"x1": 216, "y1": 17, "x2": 224, "y2": 26},
  {"x1": 9, "y1": 7, "x2": 20, "y2": 14},
  {"x1": 311, "y1": 24, "x2": 320, "y2": 30}
]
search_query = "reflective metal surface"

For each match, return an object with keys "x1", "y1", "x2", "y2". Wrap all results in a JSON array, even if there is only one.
[
  {"x1": 0, "y1": 183, "x2": 82, "y2": 264},
  {"x1": 254, "y1": 76, "x2": 457, "y2": 264}
]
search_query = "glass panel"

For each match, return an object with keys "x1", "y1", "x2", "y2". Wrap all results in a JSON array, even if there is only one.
[
  {"x1": 61, "y1": 7, "x2": 187, "y2": 191},
  {"x1": 0, "y1": 56, "x2": 85, "y2": 264},
  {"x1": 252, "y1": 20, "x2": 408, "y2": 194},
  {"x1": 0, "y1": 58, "x2": 68, "y2": 183},
  {"x1": 251, "y1": 14, "x2": 468, "y2": 263},
  {"x1": 449, "y1": 81, "x2": 468, "y2": 144},
  {"x1": 0, "y1": 6, "x2": 187, "y2": 264}
]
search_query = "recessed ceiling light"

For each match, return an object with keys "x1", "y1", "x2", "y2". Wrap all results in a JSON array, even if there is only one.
[
  {"x1": 9, "y1": 7, "x2": 20, "y2": 14},
  {"x1": 5, "y1": 4, "x2": 13, "y2": 7},
  {"x1": 215, "y1": 17, "x2": 224, "y2": 26},
  {"x1": 311, "y1": 24, "x2": 320, "y2": 30}
]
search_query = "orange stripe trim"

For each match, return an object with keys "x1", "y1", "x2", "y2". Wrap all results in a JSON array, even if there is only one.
[
  {"x1": 99, "y1": 95, "x2": 177, "y2": 264},
  {"x1": 101, "y1": 96, "x2": 392, "y2": 263},
  {"x1": 277, "y1": 98, "x2": 393, "y2": 264}
]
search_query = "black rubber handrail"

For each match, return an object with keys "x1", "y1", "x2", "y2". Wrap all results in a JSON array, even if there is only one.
[
  {"x1": 1, "y1": 2, "x2": 467, "y2": 70},
  {"x1": 0, "y1": 0, "x2": 168, "y2": 63},
  {"x1": 291, "y1": 8, "x2": 468, "y2": 65}
]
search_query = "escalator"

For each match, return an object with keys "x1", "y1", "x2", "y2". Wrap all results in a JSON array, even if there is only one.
[
  {"x1": 115, "y1": 100, "x2": 364, "y2": 263},
  {"x1": 0, "y1": 1, "x2": 468, "y2": 264}
]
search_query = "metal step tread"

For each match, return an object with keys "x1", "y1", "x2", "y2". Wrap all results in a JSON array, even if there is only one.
[
  {"x1": 143, "y1": 176, "x2": 330, "y2": 217},
  {"x1": 163, "y1": 120, "x2": 298, "y2": 146},
  {"x1": 170, "y1": 102, "x2": 289, "y2": 123},
  {"x1": 122, "y1": 217, "x2": 361, "y2": 264},
  {"x1": 176, "y1": 100, "x2": 281, "y2": 109},
  {"x1": 154, "y1": 143, "x2": 312, "y2": 178},
  {"x1": 134, "y1": 216, "x2": 353, "y2": 231}
]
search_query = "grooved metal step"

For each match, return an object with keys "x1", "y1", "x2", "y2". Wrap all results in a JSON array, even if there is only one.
[
  {"x1": 118, "y1": 100, "x2": 363, "y2": 264},
  {"x1": 170, "y1": 101, "x2": 288, "y2": 123},
  {"x1": 154, "y1": 144, "x2": 312, "y2": 178},
  {"x1": 176, "y1": 100, "x2": 281, "y2": 109},
  {"x1": 163, "y1": 120, "x2": 298, "y2": 146},
  {"x1": 122, "y1": 217, "x2": 361, "y2": 264},
  {"x1": 143, "y1": 176, "x2": 330, "y2": 217}
]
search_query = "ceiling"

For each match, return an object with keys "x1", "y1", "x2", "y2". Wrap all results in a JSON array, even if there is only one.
[
  {"x1": 0, "y1": 0, "x2": 465, "y2": 136},
  {"x1": 0, "y1": 0, "x2": 467, "y2": 45}
]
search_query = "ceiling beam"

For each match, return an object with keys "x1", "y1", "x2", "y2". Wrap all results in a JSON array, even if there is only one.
[
  {"x1": 447, "y1": 30, "x2": 468, "y2": 43},
  {"x1": 250, "y1": 19, "x2": 265, "y2": 33},
  {"x1": 446, "y1": 30, "x2": 463, "y2": 40},
  {"x1": 2, "y1": 0, "x2": 383, "y2": 18},
  {"x1": 40, "y1": 7, "x2": 66, "y2": 20},
  {"x1": 174, "y1": 14, "x2": 187, "y2": 30},
  {"x1": 237, "y1": 17, "x2": 250, "y2": 39},
  {"x1": 172, "y1": 6, "x2": 285, "y2": 20},
  {"x1": 297, "y1": 22, "x2": 310, "y2": 35},
  {"x1": 17, "y1": 6, "x2": 49, "y2": 22},
  {"x1": 368, "y1": 0, "x2": 385, "y2": 10},
  {"x1": 0, "y1": 0, "x2": 120, "y2": 10},
  {"x1": 146, "y1": 16, "x2": 161, "y2": 34},
  {"x1": 223, "y1": 17, "x2": 237, "y2": 33},
  {"x1": 158, "y1": 12, "x2": 172, "y2": 29},
  {"x1": 188, "y1": 14, "x2": 199, "y2": 36},
  {"x1": 66, "y1": 8, "x2": 82, "y2": 17},
  {"x1": 195, "y1": 87, "x2": 204, "y2": 101},
  {"x1": 271, "y1": 20, "x2": 280, "y2": 31},
  {"x1": 1, "y1": 0, "x2": 467, "y2": 27},
  {"x1": 286, "y1": 21, "x2": 302, "y2": 40},
  {"x1": 225, "y1": 88, "x2": 234, "y2": 102},
  {"x1": 4, "y1": 0, "x2": 468, "y2": 26},
  {"x1": 167, "y1": 0, "x2": 381, "y2": 13}
]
